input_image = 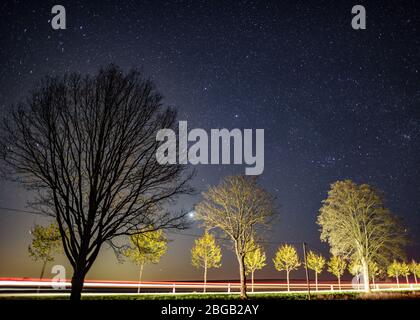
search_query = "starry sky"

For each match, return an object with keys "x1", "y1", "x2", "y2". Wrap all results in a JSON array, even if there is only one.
[{"x1": 0, "y1": 0, "x2": 419, "y2": 282}]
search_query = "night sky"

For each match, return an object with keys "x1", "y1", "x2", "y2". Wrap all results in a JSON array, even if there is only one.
[{"x1": 0, "y1": 0, "x2": 419, "y2": 282}]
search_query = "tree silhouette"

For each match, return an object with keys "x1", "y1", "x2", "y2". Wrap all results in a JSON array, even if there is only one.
[{"x1": 1, "y1": 65, "x2": 193, "y2": 300}]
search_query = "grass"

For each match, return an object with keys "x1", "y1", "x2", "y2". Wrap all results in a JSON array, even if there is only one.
[
  {"x1": 93, "y1": 292, "x2": 357, "y2": 301},
  {"x1": 1, "y1": 290, "x2": 420, "y2": 300},
  {"x1": 82, "y1": 291, "x2": 420, "y2": 300}
]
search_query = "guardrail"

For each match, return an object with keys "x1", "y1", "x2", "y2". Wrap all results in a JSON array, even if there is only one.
[{"x1": 1, "y1": 278, "x2": 420, "y2": 295}]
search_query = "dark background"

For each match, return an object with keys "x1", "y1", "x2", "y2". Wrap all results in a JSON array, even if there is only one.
[{"x1": 0, "y1": 0, "x2": 419, "y2": 281}]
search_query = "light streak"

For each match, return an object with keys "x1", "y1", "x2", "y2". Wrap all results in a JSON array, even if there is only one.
[{"x1": 0, "y1": 277, "x2": 419, "y2": 292}]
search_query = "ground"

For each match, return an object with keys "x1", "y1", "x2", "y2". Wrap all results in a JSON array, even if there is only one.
[{"x1": 1, "y1": 291, "x2": 420, "y2": 300}]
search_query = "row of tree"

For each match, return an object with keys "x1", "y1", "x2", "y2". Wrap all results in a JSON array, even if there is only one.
[
  {"x1": 26, "y1": 175, "x2": 413, "y2": 300},
  {"x1": 123, "y1": 231, "x2": 420, "y2": 293},
  {"x1": 387, "y1": 260, "x2": 420, "y2": 287},
  {"x1": 3, "y1": 66, "x2": 414, "y2": 300},
  {"x1": 191, "y1": 177, "x2": 410, "y2": 298},
  {"x1": 29, "y1": 221, "x2": 420, "y2": 295}
]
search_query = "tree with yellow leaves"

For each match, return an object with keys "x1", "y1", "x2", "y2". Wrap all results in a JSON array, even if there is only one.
[
  {"x1": 368, "y1": 260, "x2": 383, "y2": 286},
  {"x1": 348, "y1": 259, "x2": 363, "y2": 289},
  {"x1": 409, "y1": 260, "x2": 419, "y2": 284},
  {"x1": 327, "y1": 256, "x2": 347, "y2": 290},
  {"x1": 318, "y1": 180, "x2": 407, "y2": 293},
  {"x1": 307, "y1": 251, "x2": 325, "y2": 291},
  {"x1": 387, "y1": 260, "x2": 403, "y2": 287},
  {"x1": 191, "y1": 231, "x2": 222, "y2": 292},
  {"x1": 400, "y1": 262, "x2": 411, "y2": 284},
  {"x1": 273, "y1": 244, "x2": 300, "y2": 292},
  {"x1": 244, "y1": 239, "x2": 266, "y2": 293},
  {"x1": 124, "y1": 229, "x2": 167, "y2": 293},
  {"x1": 28, "y1": 223, "x2": 62, "y2": 280},
  {"x1": 195, "y1": 176, "x2": 275, "y2": 299}
]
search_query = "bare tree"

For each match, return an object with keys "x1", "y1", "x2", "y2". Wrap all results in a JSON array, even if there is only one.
[
  {"x1": 1, "y1": 65, "x2": 193, "y2": 300},
  {"x1": 195, "y1": 176, "x2": 275, "y2": 299}
]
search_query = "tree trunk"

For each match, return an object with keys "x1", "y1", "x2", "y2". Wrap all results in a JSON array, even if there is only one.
[
  {"x1": 203, "y1": 264, "x2": 207, "y2": 293},
  {"x1": 37, "y1": 261, "x2": 47, "y2": 293},
  {"x1": 406, "y1": 275, "x2": 409, "y2": 285},
  {"x1": 251, "y1": 271, "x2": 254, "y2": 293},
  {"x1": 396, "y1": 276, "x2": 400, "y2": 288},
  {"x1": 40, "y1": 261, "x2": 47, "y2": 279},
  {"x1": 137, "y1": 264, "x2": 144, "y2": 294},
  {"x1": 414, "y1": 273, "x2": 418, "y2": 284},
  {"x1": 237, "y1": 254, "x2": 247, "y2": 299},
  {"x1": 361, "y1": 258, "x2": 370, "y2": 292},
  {"x1": 315, "y1": 273, "x2": 318, "y2": 291},
  {"x1": 286, "y1": 270, "x2": 290, "y2": 292},
  {"x1": 372, "y1": 276, "x2": 375, "y2": 286},
  {"x1": 338, "y1": 276, "x2": 341, "y2": 291},
  {"x1": 70, "y1": 263, "x2": 87, "y2": 301}
]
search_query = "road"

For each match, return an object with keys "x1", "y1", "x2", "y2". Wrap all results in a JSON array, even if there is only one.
[{"x1": 1, "y1": 277, "x2": 419, "y2": 296}]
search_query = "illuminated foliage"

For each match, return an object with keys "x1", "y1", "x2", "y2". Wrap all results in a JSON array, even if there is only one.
[
  {"x1": 368, "y1": 260, "x2": 383, "y2": 285},
  {"x1": 28, "y1": 223, "x2": 62, "y2": 279},
  {"x1": 348, "y1": 259, "x2": 362, "y2": 276},
  {"x1": 191, "y1": 231, "x2": 222, "y2": 292},
  {"x1": 387, "y1": 260, "x2": 403, "y2": 286},
  {"x1": 124, "y1": 228, "x2": 167, "y2": 292},
  {"x1": 409, "y1": 260, "x2": 419, "y2": 284},
  {"x1": 318, "y1": 180, "x2": 407, "y2": 292},
  {"x1": 125, "y1": 229, "x2": 167, "y2": 265},
  {"x1": 195, "y1": 175, "x2": 275, "y2": 299},
  {"x1": 327, "y1": 256, "x2": 347, "y2": 289},
  {"x1": 244, "y1": 239, "x2": 266, "y2": 292},
  {"x1": 273, "y1": 244, "x2": 300, "y2": 292},
  {"x1": 28, "y1": 223, "x2": 62, "y2": 263},
  {"x1": 306, "y1": 250, "x2": 325, "y2": 291},
  {"x1": 400, "y1": 262, "x2": 411, "y2": 284}
]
